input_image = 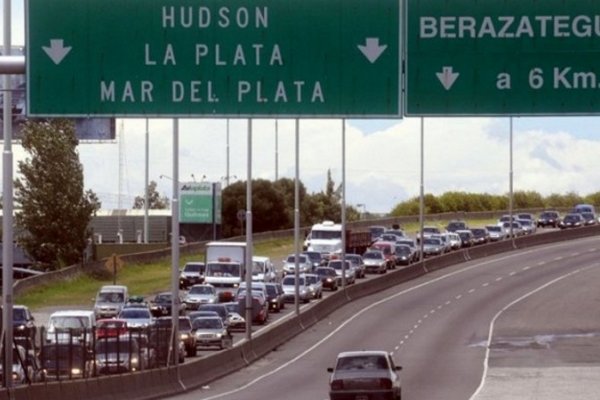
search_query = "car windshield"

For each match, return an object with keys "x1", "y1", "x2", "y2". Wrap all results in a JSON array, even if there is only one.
[
  {"x1": 282, "y1": 276, "x2": 305, "y2": 286},
  {"x1": 252, "y1": 262, "x2": 265, "y2": 275},
  {"x1": 183, "y1": 263, "x2": 204, "y2": 273},
  {"x1": 329, "y1": 261, "x2": 350, "y2": 270},
  {"x1": 396, "y1": 247, "x2": 410, "y2": 255},
  {"x1": 336, "y1": 355, "x2": 388, "y2": 371},
  {"x1": 206, "y1": 263, "x2": 240, "y2": 277},
  {"x1": 487, "y1": 226, "x2": 501, "y2": 232},
  {"x1": 311, "y1": 230, "x2": 341, "y2": 240},
  {"x1": 119, "y1": 309, "x2": 150, "y2": 319},
  {"x1": 50, "y1": 316, "x2": 90, "y2": 329},
  {"x1": 364, "y1": 252, "x2": 383, "y2": 260},
  {"x1": 265, "y1": 285, "x2": 277, "y2": 295},
  {"x1": 13, "y1": 308, "x2": 27, "y2": 320},
  {"x1": 192, "y1": 318, "x2": 223, "y2": 330},
  {"x1": 316, "y1": 268, "x2": 336, "y2": 277},
  {"x1": 155, "y1": 294, "x2": 172, "y2": 302},
  {"x1": 286, "y1": 255, "x2": 308, "y2": 263},
  {"x1": 97, "y1": 292, "x2": 124, "y2": 303},
  {"x1": 424, "y1": 238, "x2": 441, "y2": 245},
  {"x1": 303, "y1": 252, "x2": 321, "y2": 262},
  {"x1": 304, "y1": 275, "x2": 318, "y2": 284},
  {"x1": 223, "y1": 303, "x2": 239, "y2": 313},
  {"x1": 190, "y1": 286, "x2": 214, "y2": 295}
]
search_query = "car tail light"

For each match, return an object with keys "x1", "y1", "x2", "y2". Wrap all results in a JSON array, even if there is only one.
[
  {"x1": 379, "y1": 378, "x2": 392, "y2": 389},
  {"x1": 331, "y1": 379, "x2": 344, "y2": 390}
]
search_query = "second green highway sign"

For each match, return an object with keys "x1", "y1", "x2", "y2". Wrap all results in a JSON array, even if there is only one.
[{"x1": 406, "y1": 0, "x2": 600, "y2": 116}]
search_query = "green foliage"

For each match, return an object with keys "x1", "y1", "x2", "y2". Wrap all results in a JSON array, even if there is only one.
[
  {"x1": 390, "y1": 190, "x2": 596, "y2": 216},
  {"x1": 15, "y1": 119, "x2": 100, "y2": 271},
  {"x1": 132, "y1": 180, "x2": 169, "y2": 209},
  {"x1": 220, "y1": 172, "x2": 358, "y2": 237}
]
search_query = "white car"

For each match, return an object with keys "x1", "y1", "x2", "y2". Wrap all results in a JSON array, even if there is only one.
[{"x1": 251, "y1": 256, "x2": 277, "y2": 282}]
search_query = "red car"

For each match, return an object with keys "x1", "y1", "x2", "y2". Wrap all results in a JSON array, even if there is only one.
[
  {"x1": 96, "y1": 319, "x2": 128, "y2": 339},
  {"x1": 369, "y1": 242, "x2": 397, "y2": 269}
]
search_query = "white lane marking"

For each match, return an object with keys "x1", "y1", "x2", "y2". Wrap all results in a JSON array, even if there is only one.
[
  {"x1": 571, "y1": 252, "x2": 580, "y2": 257},
  {"x1": 430, "y1": 309, "x2": 436, "y2": 314},
  {"x1": 495, "y1": 277, "x2": 503, "y2": 282},
  {"x1": 445, "y1": 300, "x2": 451, "y2": 305},
  {"x1": 522, "y1": 266, "x2": 530, "y2": 271},
  {"x1": 456, "y1": 294, "x2": 463, "y2": 299},
  {"x1": 468, "y1": 288, "x2": 476, "y2": 294},
  {"x1": 395, "y1": 345, "x2": 400, "y2": 350},
  {"x1": 468, "y1": 263, "x2": 599, "y2": 400},
  {"x1": 537, "y1": 261, "x2": 546, "y2": 266},
  {"x1": 413, "y1": 324, "x2": 419, "y2": 329},
  {"x1": 437, "y1": 305, "x2": 443, "y2": 310},
  {"x1": 554, "y1": 256, "x2": 563, "y2": 261},
  {"x1": 199, "y1": 244, "x2": 595, "y2": 400},
  {"x1": 509, "y1": 271, "x2": 517, "y2": 276},
  {"x1": 482, "y1": 282, "x2": 489, "y2": 287}
]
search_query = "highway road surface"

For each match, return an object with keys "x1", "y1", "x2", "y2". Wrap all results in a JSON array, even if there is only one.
[{"x1": 168, "y1": 236, "x2": 600, "y2": 400}]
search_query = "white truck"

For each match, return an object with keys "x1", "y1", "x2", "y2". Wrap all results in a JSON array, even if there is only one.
[
  {"x1": 305, "y1": 221, "x2": 371, "y2": 261},
  {"x1": 204, "y1": 241, "x2": 246, "y2": 302},
  {"x1": 252, "y1": 256, "x2": 277, "y2": 282}
]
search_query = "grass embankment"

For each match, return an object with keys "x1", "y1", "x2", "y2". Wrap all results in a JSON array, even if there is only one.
[{"x1": 16, "y1": 218, "x2": 499, "y2": 310}]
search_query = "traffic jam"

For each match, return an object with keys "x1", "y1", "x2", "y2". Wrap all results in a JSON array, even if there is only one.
[{"x1": 4, "y1": 209, "x2": 584, "y2": 385}]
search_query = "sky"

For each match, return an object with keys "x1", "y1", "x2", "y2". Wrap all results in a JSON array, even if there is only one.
[{"x1": 3, "y1": 2, "x2": 600, "y2": 214}]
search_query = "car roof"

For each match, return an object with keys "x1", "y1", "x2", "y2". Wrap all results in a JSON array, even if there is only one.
[
  {"x1": 50, "y1": 310, "x2": 94, "y2": 317},
  {"x1": 336, "y1": 350, "x2": 390, "y2": 358}
]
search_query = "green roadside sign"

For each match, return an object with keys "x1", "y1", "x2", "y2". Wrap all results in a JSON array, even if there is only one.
[
  {"x1": 27, "y1": 0, "x2": 400, "y2": 118},
  {"x1": 406, "y1": 0, "x2": 600, "y2": 116},
  {"x1": 180, "y1": 182, "x2": 221, "y2": 224}
]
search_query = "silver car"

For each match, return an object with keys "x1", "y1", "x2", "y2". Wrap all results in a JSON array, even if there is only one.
[
  {"x1": 117, "y1": 307, "x2": 154, "y2": 332},
  {"x1": 328, "y1": 259, "x2": 356, "y2": 284},
  {"x1": 303, "y1": 273, "x2": 323, "y2": 299},
  {"x1": 282, "y1": 254, "x2": 313, "y2": 275},
  {"x1": 192, "y1": 317, "x2": 231, "y2": 350},
  {"x1": 281, "y1": 275, "x2": 311, "y2": 303},
  {"x1": 184, "y1": 284, "x2": 218, "y2": 310}
]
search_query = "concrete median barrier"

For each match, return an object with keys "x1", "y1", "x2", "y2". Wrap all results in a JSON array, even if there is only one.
[{"x1": 179, "y1": 345, "x2": 247, "y2": 389}]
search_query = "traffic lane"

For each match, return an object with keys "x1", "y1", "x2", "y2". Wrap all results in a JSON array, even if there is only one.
[
  {"x1": 169, "y1": 237, "x2": 600, "y2": 400},
  {"x1": 473, "y1": 262, "x2": 600, "y2": 399}
]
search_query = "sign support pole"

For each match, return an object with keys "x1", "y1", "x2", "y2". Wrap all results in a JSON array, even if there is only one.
[
  {"x1": 419, "y1": 117, "x2": 425, "y2": 263},
  {"x1": 245, "y1": 119, "x2": 253, "y2": 340},
  {"x1": 341, "y1": 120, "x2": 347, "y2": 288},
  {"x1": 144, "y1": 119, "x2": 149, "y2": 243},
  {"x1": 509, "y1": 117, "x2": 515, "y2": 247},
  {"x1": 294, "y1": 119, "x2": 300, "y2": 316},
  {"x1": 2, "y1": 0, "x2": 14, "y2": 390},
  {"x1": 171, "y1": 119, "x2": 180, "y2": 370}
]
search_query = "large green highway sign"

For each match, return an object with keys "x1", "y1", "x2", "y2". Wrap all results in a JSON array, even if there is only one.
[
  {"x1": 27, "y1": 0, "x2": 400, "y2": 118},
  {"x1": 406, "y1": 0, "x2": 600, "y2": 116}
]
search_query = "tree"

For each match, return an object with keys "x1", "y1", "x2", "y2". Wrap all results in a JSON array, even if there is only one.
[
  {"x1": 15, "y1": 119, "x2": 101, "y2": 270},
  {"x1": 132, "y1": 180, "x2": 170, "y2": 209}
]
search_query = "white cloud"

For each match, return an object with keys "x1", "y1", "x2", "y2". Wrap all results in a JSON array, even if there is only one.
[{"x1": 67, "y1": 116, "x2": 600, "y2": 213}]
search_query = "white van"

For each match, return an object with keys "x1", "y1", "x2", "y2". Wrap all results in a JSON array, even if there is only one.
[
  {"x1": 46, "y1": 310, "x2": 96, "y2": 345},
  {"x1": 94, "y1": 285, "x2": 129, "y2": 319}
]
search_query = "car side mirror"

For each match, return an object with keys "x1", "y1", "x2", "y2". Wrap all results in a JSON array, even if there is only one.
[{"x1": 327, "y1": 367, "x2": 334, "y2": 373}]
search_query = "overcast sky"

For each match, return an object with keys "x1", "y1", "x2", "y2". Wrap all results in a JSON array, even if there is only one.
[{"x1": 4, "y1": 2, "x2": 600, "y2": 213}]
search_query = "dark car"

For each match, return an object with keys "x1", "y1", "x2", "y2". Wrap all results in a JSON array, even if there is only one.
[
  {"x1": 537, "y1": 210, "x2": 561, "y2": 228},
  {"x1": 302, "y1": 251, "x2": 325, "y2": 271},
  {"x1": 41, "y1": 343, "x2": 94, "y2": 380},
  {"x1": 470, "y1": 228, "x2": 490, "y2": 245},
  {"x1": 179, "y1": 262, "x2": 206, "y2": 290},
  {"x1": 580, "y1": 212, "x2": 597, "y2": 226},
  {"x1": 198, "y1": 303, "x2": 229, "y2": 326},
  {"x1": 393, "y1": 244, "x2": 413, "y2": 266},
  {"x1": 559, "y1": 213, "x2": 584, "y2": 229},
  {"x1": 327, "y1": 351, "x2": 402, "y2": 400},
  {"x1": 315, "y1": 267, "x2": 339, "y2": 291},
  {"x1": 11, "y1": 305, "x2": 37, "y2": 341},
  {"x1": 456, "y1": 230, "x2": 475, "y2": 247},
  {"x1": 150, "y1": 292, "x2": 185, "y2": 317},
  {"x1": 446, "y1": 220, "x2": 468, "y2": 232},
  {"x1": 264, "y1": 282, "x2": 285, "y2": 312}
]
